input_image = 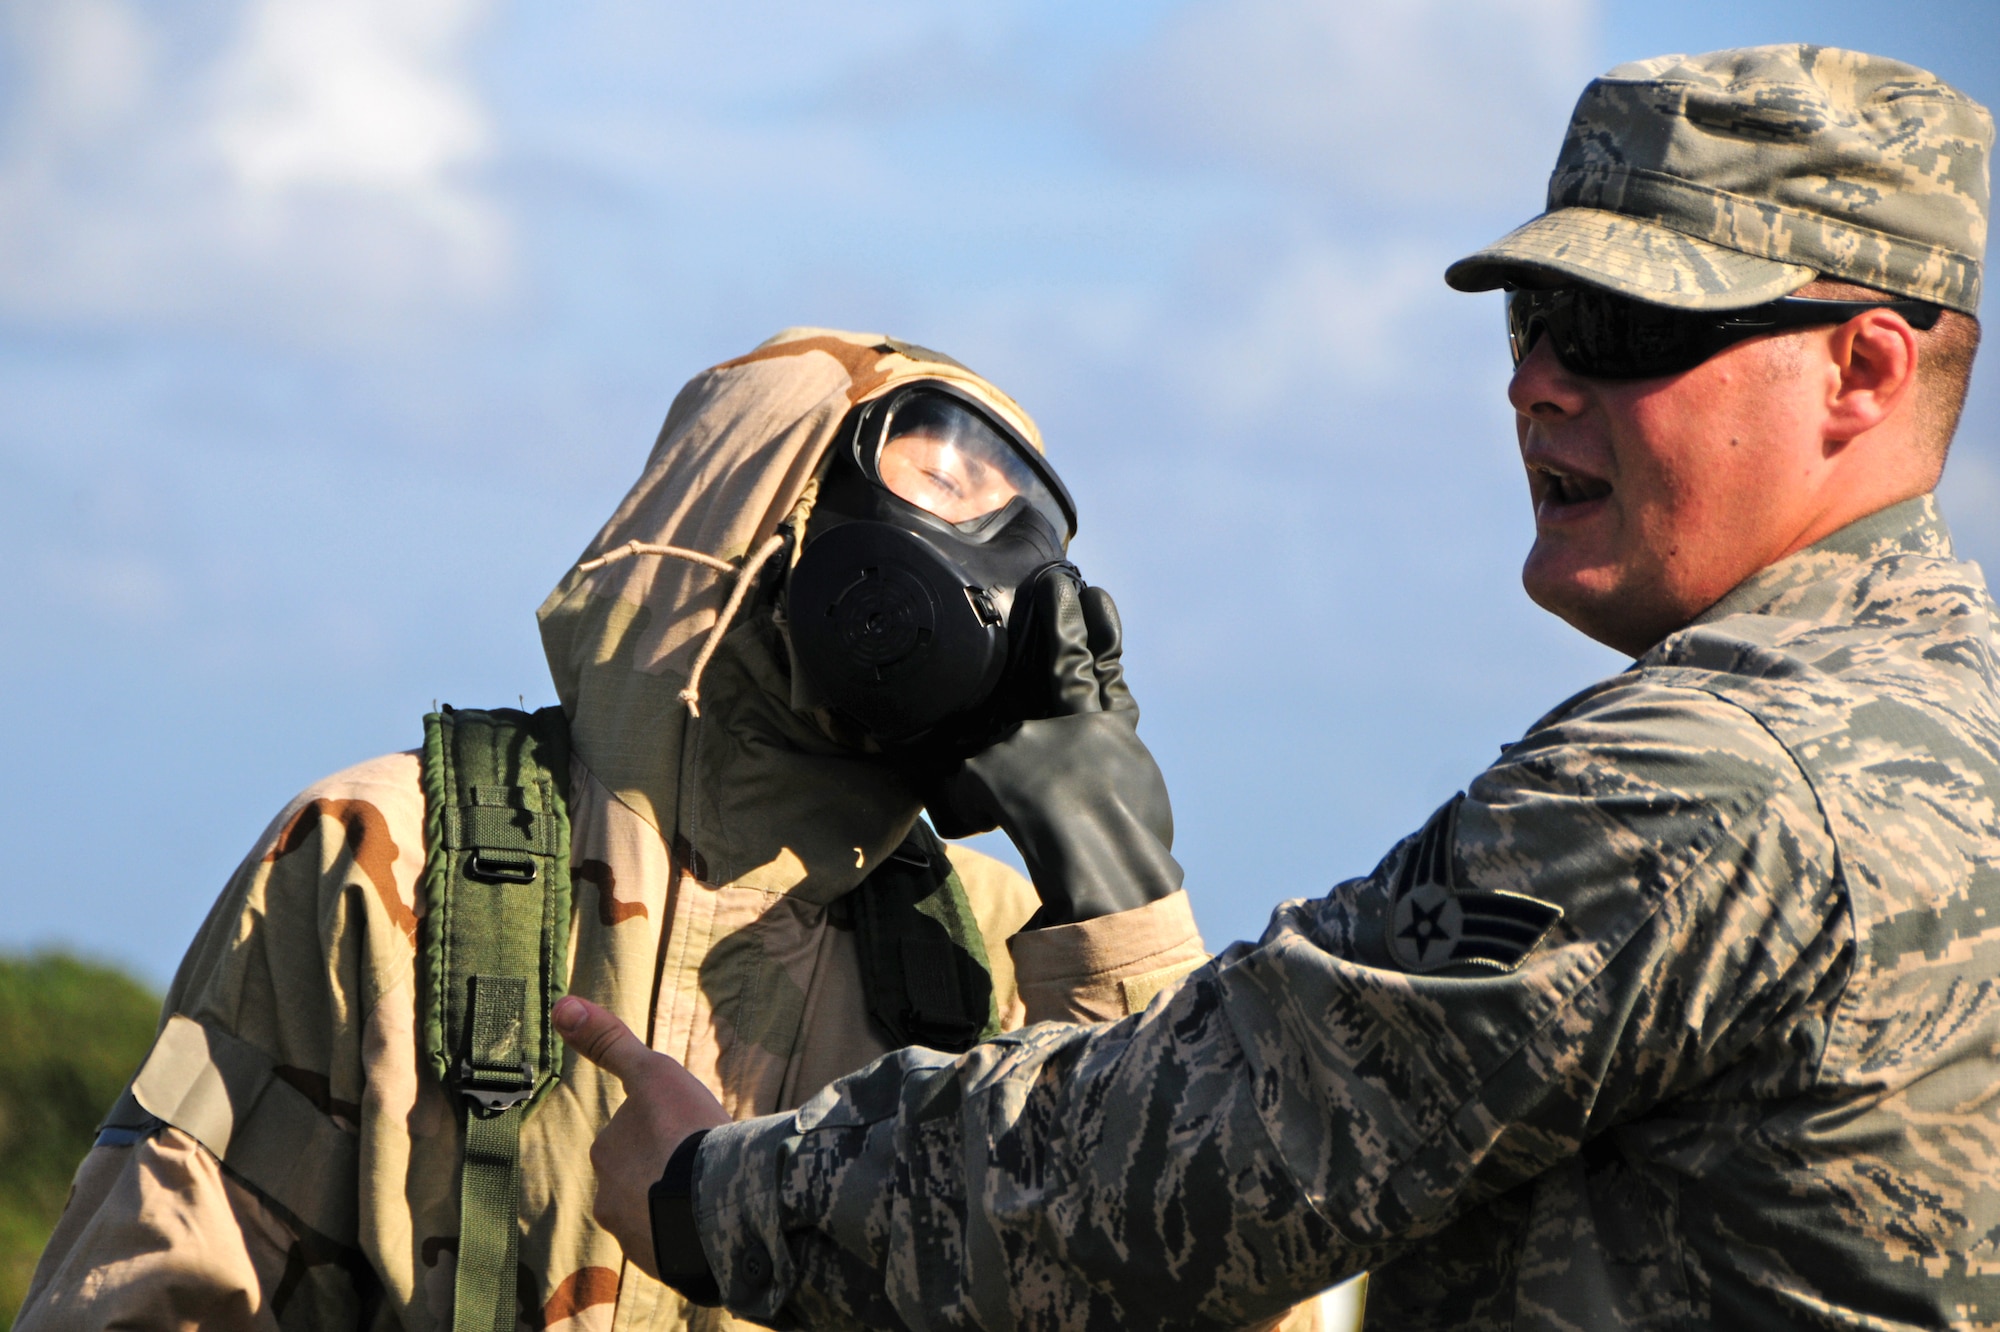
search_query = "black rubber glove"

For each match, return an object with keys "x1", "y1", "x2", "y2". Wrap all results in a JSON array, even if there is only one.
[{"x1": 925, "y1": 573, "x2": 1184, "y2": 926}]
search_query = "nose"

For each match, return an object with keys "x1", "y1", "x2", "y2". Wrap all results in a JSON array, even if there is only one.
[{"x1": 1507, "y1": 332, "x2": 1588, "y2": 421}]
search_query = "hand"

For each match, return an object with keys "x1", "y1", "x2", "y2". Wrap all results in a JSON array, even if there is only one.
[
  {"x1": 926, "y1": 574, "x2": 1184, "y2": 925},
  {"x1": 554, "y1": 994, "x2": 730, "y2": 1279}
]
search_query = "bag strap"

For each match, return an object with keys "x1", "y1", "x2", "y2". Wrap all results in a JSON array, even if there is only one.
[
  {"x1": 418, "y1": 705, "x2": 573, "y2": 1332},
  {"x1": 841, "y1": 821, "x2": 1001, "y2": 1054}
]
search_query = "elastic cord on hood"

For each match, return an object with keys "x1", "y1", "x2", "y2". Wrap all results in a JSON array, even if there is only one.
[{"x1": 574, "y1": 529, "x2": 788, "y2": 718}]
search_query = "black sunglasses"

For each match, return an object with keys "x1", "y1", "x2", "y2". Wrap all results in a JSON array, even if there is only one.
[{"x1": 1507, "y1": 286, "x2": 1942, "y2": 381}]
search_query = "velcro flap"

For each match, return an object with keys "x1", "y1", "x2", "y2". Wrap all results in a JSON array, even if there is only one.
[
  {"x1": 466, "y1": 974, "x2": 531, "y2": 1083},
  {"x1": 460, "y1": 803, "x2": 550, "y2": 854},
  {"x1": 470, "y1": 784, "x2": 537, "y2": 811},
  {"x1": 1120, "y1": 957, "x2": 1206, "y2": 1015},
  {"x1": 131, "y1": 1013, "x2": 359, "y2": 1246}
]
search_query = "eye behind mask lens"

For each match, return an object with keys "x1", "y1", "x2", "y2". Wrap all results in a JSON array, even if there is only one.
[{"x1": 857, "y1": 387, "x2": 1075, "y2": 540}]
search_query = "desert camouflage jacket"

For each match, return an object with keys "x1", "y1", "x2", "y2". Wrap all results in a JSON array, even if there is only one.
[
  {"x1": 692, "y1": 494, "x2": 2000, "y2": 1331},
  {"x1": 16, "y1": 733, "x2": 1208, "y2": 1332}
]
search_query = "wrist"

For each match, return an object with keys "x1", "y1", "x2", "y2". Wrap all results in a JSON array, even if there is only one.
[{"x1": 648, "y1": 1129, "x2": 721, "y2": 1305}]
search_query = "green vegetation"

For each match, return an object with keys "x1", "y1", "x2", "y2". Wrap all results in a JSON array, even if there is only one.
[{"x1": 0, "y1": 952, "x2": 161, "y2": 1328}]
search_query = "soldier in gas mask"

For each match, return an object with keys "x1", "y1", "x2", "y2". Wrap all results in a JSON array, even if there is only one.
[{"x1": 19, "y1": 329, "x2": 1240, "y2": 1332}]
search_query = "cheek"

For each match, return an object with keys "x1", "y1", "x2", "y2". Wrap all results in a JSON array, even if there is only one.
[
  {"x1": 1617, "y1": 375, "x2": 1788, "y2": 571},
  {"x1": 1623, "y1": 368, "x2": 1757, "y2": 487}
]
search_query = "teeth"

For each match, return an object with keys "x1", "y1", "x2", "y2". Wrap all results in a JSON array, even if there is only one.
[{"x1": 1534, "y1": 463, "x2": 1604, "y2": 505}]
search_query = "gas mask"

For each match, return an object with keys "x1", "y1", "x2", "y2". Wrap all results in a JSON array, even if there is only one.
[{"x1": 788, "y1": 381, "x2": 1079, "y2": 749}]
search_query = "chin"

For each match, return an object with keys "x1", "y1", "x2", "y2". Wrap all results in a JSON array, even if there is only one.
[
  {"x1": 1522, "y1": 562, "x2": 1652, "y2": 655},
  {"x1": 1521, "y1": 549, "x2": 1599, "y2": 619}
]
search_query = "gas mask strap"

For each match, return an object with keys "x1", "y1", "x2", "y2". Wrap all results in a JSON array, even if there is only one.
[{"x1": 571, "y1": 529, "x2": 791, "y2": 718}]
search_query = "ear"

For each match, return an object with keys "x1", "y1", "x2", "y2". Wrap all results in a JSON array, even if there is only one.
[{"x1": 1823, "y1": 310, "x2": 1921, "y2": 444}]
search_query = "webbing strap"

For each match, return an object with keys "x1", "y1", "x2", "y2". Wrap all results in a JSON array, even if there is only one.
[
  {"x1": 418, "y1": 705, "x2": 573, "y2": 1332},
  {"x1": 455, "y1": 1107, "x2": 526, "y2": 1332},
  {"x1": 845, "y1": 822, "x2": 999, "y2": 1053}
]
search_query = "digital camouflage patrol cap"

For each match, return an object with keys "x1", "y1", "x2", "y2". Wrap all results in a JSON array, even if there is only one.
[{"x1": 1446, "y1": 45, "x2": 1993, "y2": 313}]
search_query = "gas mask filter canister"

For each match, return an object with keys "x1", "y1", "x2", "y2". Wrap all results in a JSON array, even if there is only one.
[{"x1": 788, "y1": 382, "x2": 1078, "y2": 746}]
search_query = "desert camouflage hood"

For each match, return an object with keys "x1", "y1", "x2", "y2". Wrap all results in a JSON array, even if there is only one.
[{"x1": 536, "y1": 327, "x2": 1047, "y2": 902}]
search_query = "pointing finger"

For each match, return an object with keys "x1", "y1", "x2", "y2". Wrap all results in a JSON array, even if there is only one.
[{"x1": 554, "y1": 994, "x2": 659, "y2": 1087}]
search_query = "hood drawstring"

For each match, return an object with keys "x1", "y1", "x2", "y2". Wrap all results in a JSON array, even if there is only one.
[
  {"x1": 573, "y1": 535, "x2": 785, "y2": 718},
  {"x1": 578, "y1": 542, "x2": 738, "y2": 576},
  {"x1": 572, "y1": 482, "x2": 818, "y2": 718}
]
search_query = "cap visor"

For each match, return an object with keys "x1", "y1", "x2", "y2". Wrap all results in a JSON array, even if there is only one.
[{"x1": 1445, "y1": 208, "x2": 1816, "y2": 310}]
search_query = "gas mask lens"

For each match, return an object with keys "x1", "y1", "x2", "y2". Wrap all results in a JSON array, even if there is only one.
[{"x1": 866, "y1": 391, "x2": 1074, "y2": 540}]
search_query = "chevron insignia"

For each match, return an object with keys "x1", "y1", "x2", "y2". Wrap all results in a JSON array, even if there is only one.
[{"x1": 1387, "y1": 794, "x2": 1563, "y2": 975}]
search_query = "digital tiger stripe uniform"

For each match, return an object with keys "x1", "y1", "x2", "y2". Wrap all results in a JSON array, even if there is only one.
[{"x1": 690, "y1": 496, "x2": 2000, "y2": 1330}]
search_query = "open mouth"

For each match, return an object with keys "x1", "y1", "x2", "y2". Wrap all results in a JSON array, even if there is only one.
[{"x1": 1532, "y1": 463, "x2": 1612, "y2": 512}]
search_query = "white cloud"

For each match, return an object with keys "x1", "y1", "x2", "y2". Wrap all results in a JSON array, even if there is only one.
[
  {"x1": 11, "y1": 0, "x2": 154, "y2": 143},
  {"x1": 965, "y1": 0, "x2": 1599, "y2": 425},
  {"x1": 0, "y1": 0, "x2": 506, "y2": 345},
  {"x1": 1166, "y1": 234, "x2": 1445, "y2": 416},
  {"x1": 210, "y1": 0, "x2": 489, "y2": 195},
  {"x1": 1103, "y1": 0, "x2": 1593, "y2": 206}
]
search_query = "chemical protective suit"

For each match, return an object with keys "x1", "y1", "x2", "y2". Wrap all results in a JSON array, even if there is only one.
[{"x1": 18, "y1": 330, "x2": 1217, "y2": 1331}]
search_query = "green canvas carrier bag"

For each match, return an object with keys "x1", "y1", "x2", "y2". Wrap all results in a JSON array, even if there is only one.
[
  {"x1": 418, "y1": 705, "x2": 573, "y2": 1332},
  {"x1": 418, "y1": 704, "x2": 1000, "y2": 1332}
]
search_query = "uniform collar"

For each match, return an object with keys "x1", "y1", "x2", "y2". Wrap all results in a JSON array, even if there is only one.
[{"x1": 1690, "y1": 494, "x2": 1954, "y2": 628}]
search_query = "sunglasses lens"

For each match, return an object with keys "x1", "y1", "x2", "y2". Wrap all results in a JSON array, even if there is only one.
[
  {"x1": 1505, "y1": 291, "x2": 1539, "y2": 366},
  {"x1": 1590, "y1": 295, "x2": 1708, "y2": 378},
  {"x1": 1505, "y1": 288, "x2": 1711, "y2": 379}
]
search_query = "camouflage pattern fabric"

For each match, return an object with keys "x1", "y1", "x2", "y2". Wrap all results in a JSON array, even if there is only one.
[
  {"x1": 1446, "y1": 45, "x2": 1993, "y2": 311},
  {"x1": 16, "y1": 331, "x2": 1223, "y2": 1332},
  {"x1": 692, "y1": 495, "x2": 2000, "y2": 1330}
]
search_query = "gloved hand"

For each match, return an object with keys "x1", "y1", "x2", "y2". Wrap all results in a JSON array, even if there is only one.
[{"x1": 925, "y1": 571, "x2": 1184, "y2": 926}]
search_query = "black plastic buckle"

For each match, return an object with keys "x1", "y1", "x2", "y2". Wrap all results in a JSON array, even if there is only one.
[
  {"x1": 466, "y1": 852, "x2": 538, "y2": 884},
  {"x1": 887, "y1": 842, "x2": 934, "y2": 869},
  {"x1": 458, "y1": 1059, "x2": 536, "y2": 1116}
]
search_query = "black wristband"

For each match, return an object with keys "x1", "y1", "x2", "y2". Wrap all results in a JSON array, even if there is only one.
[{"x1": 647, "y1": 1129, "x2": 720, "y2": 1306}]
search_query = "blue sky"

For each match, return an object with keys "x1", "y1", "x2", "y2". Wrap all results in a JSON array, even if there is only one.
[{"x1": 2, "y1": 0, "x2": 1994, "y2": 983}]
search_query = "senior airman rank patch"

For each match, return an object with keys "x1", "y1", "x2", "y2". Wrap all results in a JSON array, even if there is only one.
[{"x1": 1388, "y1": 794, "x2": 1563, "y2": 974}]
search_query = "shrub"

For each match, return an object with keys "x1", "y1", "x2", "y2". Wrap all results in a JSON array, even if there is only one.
[{"x1": 0, "y1": 952, "x2": 160, "y2": 1328}]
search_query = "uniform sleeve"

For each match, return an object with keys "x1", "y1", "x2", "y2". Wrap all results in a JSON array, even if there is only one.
[
  {"x1": 16, "y1": 760, "x2": 423, "y2": 1331},
  {"x1": 19, "y1": 1129, "x2": 302, "y2": 1332},
  {"x1": 1008, "y1": 889, "x2": 1208, "y2": 1023},
  {"x1": 946, "y1": 842, "x2": 1209, "y2": 1029},
  {"x1": 686, "y1": 678, "x2": 1849, "y2": 1331}
]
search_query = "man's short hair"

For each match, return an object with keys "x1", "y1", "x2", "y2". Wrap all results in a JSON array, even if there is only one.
[{"x1": 1796, "y1": 277, "x2": 1983, "y2": 458}]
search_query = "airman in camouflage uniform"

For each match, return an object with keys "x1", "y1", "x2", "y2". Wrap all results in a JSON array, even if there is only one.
[
  {"x1": 15, "y1": 333, "x2": 1229, "y2": 1330},
  {"x1": 564, "y1": 46, "x2": 2000, "y2": 1330}
]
